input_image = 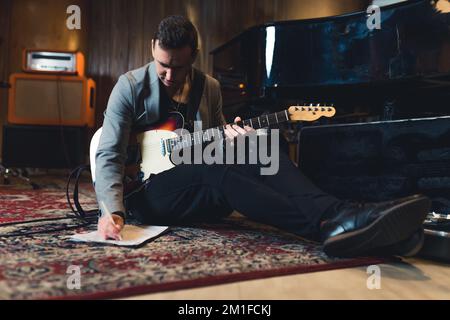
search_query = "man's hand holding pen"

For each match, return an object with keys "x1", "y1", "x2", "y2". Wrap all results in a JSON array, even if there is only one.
[
  {"x1": 97, "y1": 213, "x2": 124, "y2": 241},
  {"x1": 98, "y1": 202, "x2": 124, "y2": 241}
]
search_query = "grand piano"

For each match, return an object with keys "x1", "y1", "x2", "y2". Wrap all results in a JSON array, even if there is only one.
[
  {"x1": 211, "y1": 0, "x2": 450, "y2": 261},
  {"x1": 211, "y1": 0, "x2": 450, "y2": 122}
]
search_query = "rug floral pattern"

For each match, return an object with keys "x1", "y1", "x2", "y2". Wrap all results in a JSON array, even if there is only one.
[{"x1": 0, "y1": 180, "x2": 385, "y2": 299}]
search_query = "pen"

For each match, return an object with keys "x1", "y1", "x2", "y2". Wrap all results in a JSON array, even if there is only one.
[{"x1": 100, "y1": 201, "x2": 123, "y2": 241}]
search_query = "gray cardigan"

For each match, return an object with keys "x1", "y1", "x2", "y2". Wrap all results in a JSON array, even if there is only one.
[{"x1": 94, "y1": 62, "x2": 226, "y2": 215}]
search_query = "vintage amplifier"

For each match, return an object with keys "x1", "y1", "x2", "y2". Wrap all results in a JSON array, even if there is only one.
[
  {"x1": 8, "y1": 73, "x2": 95, "y2": 127},
  {"x1": 298, "y1": 116, "x2": 450, "y2": 261},
  {"x1": 23, "y1": 49, "x2": 85, "y2": 76}
]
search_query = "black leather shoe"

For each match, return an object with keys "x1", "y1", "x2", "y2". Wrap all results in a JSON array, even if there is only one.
[
  {"x1": 365, "y1": 228, "x2": 425, "y2": 257},
  {"x1": 320, "y1": 195, "x2": 431, "y2": 257}
]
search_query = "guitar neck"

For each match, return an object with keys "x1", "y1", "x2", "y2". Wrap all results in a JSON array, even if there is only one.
[
  {"x1": 237, "y1": 110, "x2": 291, "y2": 130},
  {"x1": 164, "y1": 104, "x2": 335, "y2": 152},
  {"x1": 166, "y1": 110, "x2": 290, "y2": 152}
]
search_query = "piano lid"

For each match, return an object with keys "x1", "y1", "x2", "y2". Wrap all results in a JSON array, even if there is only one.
[{"x1": 211, "y1": 0, "x2": 450, "y2": 104}]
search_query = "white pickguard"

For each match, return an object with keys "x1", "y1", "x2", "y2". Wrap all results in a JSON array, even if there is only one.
[
  {"x1": 89, "y1": 128, "x2": 178, "y2": 183},
  {"x1": 136, "y1": 129, "x2": 178, "y2": 180}
]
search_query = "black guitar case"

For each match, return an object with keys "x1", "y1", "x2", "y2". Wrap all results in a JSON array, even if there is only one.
[{"x1": 298, "y1": 116, "x2": 450, "y2": 262}]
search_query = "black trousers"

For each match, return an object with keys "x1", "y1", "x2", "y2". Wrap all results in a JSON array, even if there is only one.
[{"x1": 127, "y1": 147, "x2": 340, "y2": 240}]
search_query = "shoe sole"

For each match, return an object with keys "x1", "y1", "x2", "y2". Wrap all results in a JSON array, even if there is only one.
[
  {"x1": 402, "y1": 229, "x2": 425, "y2": 257},
  {"x1": 323, "y1": 196, "x2": 431, "y2": 257}
]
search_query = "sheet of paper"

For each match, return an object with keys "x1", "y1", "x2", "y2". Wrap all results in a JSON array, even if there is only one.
[{"x1": 69, "y1": 225, "x2": 169, "y2": 247}]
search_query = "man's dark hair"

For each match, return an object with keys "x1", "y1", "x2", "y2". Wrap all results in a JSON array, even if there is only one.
[{"x1": 153, "y1": 15, "x2": 198, "y2": 53}]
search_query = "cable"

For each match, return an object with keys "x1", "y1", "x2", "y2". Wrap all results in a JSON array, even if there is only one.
[
  {"x1": 0, "y1": 166, "x2": 99, "y2": 238},
  {"x1": 0, "y1": 214, "x2": 97, "y2": 238},
  {"x1": 1, "y1": 163, "x2": 146, "y2": 238}
]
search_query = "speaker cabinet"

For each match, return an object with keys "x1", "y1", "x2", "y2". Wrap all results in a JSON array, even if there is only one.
[
  {"x1": 2, "y1": 125, "x2": 87, "y2": 169},
  {"x1": 8, "y1": 73, "x2": 95, "y2": 127}
]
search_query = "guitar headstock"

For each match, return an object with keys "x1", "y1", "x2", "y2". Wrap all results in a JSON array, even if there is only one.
[{"x1": 288, "y1": 104, "x2": 336, "y2": 122}]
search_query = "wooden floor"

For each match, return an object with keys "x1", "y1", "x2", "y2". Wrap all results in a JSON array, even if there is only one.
[{"x1": 124, "y1": 257, "x2": 450, "y2": 300}]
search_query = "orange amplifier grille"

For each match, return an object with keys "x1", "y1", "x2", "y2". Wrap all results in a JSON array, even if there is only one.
[{"x1": 8, "y1": 73, "x2": 95, "y2": 127}]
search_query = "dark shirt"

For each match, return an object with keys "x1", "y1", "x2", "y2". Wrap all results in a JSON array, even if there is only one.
[{"x1": 159, "y1": 81, "x2": 193, "y2": 132}]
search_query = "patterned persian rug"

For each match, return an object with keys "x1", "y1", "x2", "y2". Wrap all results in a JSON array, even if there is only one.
[{"x1": 0, "y1": 177, "x2": 387, "y2": 299}]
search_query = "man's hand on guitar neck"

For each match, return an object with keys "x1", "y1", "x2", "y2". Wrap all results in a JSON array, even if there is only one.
[
  {"x1": 223, "y1": 117, "x2": 255, "y2": 142},
  {"x1": 97, "y1": 213, "x2": 125, "y2": 241}
]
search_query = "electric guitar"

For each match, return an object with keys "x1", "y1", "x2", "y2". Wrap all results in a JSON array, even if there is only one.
[{"x1": 90, "y1": 105, "x2": 336, "y2": 188}]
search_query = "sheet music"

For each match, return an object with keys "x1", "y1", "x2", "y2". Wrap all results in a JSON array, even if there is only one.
[{"x1": 69, "y1": 225, "x2": 169, "y2": 247}]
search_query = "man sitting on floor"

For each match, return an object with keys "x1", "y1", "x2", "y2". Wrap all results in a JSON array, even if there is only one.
[{"x1": 94, "y1": 15, "x2": 430, "y2": 257}]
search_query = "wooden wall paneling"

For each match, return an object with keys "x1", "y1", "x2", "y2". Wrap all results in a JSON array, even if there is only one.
[
  {"x1": 142, "y1": 0, "x2": 166, "y2": 66},
  {"x1": 183, "y1": 0, "x2": 203, "y2": 70},
  {"x1": 88, "y1": 0, "x2": 114, "y2": 129},
  {"x1": 0, "y1": 0, "x2": 12, "y2": 158},
  {"x1": 127, "y1": 0, "x2": 145, "y2": 71},
  {"x1": 195, "y1": 0, "x2": 212, "y2": 73},
  {"x1": 141, "y1": 0, "x2": 157, "y2": 65},
  {"x1": 0, "y1": 0, "x2": 12, "y2": 81},
  {"x1": 109, "y1": 0, "x2": 130, "y2": 79}
]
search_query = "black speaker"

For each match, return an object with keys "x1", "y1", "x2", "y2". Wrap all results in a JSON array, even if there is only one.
[{"x1": 2, "y1": 125, "x2": 87, "y2": 169}]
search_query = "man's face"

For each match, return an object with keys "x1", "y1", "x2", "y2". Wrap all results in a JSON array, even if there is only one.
[{"x1": 152, "y1": 39, "x2": 194, "y2": 88}]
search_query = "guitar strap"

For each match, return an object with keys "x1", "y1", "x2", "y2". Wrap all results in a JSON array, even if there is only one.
[{"x1": 186, "y1": 68, "x2": 206, "y2": 128}]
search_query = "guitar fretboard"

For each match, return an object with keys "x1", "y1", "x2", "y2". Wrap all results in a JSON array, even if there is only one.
[
  {"x1": 164, "y1": 110, "x2": 290, "y2": 153},
  {"x1": 164, "y1": 105, "x2": 334, "y2": 153}
]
